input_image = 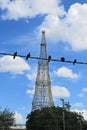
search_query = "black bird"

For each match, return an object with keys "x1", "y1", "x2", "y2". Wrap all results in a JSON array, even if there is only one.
[
  {"x1": 48, "y1": 55, "x2": 51, "y2": 62},
  {"x1": 13, "y1": 51, "x2": 17, "y2": 59},
  {"x1": 26, "y1": 53, "x2": 30, "y2": 60},
  {"x1": 73, "y1": 59, "x2": 77, "y2": 65},
  {"x1": 61, "y1": 57, "x2": 65, "y2": 62}
]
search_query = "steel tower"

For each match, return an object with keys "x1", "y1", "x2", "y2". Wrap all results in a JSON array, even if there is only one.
[{"x1": 32, "y1": 31, "x2": 54, "y2": 111}]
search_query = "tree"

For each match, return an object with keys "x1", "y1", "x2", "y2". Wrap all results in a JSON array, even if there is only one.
[
  {"x1": 26, "y1": 106, "x2": 86, "y2": 130},
  {"x1": 65, "y1": 111, "x2": 84, "y2": 130},
  {"x1": 82, "y1": 120, "x2": 87, "y2": 130},
  {"x1": 0, "y1": 108, "x2": 15, "y2": 130},
  {"x1": 26, "y1": 106, "x2": 61, "y2": 130}
]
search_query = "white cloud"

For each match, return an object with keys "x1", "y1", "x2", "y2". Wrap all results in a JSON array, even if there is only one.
[
  {"x1": 83, "y1": 110, "x2": 87, "y2": 120},
  {"x1": 37, "y1": 14, "x2": 65, "y2": 42},
  {"x1": 0, "y1": 56, "x2": 30, "y2": 74},
  {"x1": 26, "y1": 72, "x2": 36, "y2": 81},
  {"x1": 73, "y1": 102, "x2": 83, "y2": 107},
  {"x1": 78, "y1": 87, "x2": 87, "y2": 97},
  {"x1": 82, "y1": 87, "x2": 87, "y2": 92},
  {"x1": 37, "y1": 3, "x2": 87, "y2": 51},
  {"x1": 78, "y1": 93, "x2": 84, "y2": 98},
  {"x1": 52, "y1": 86, "x2": 70, "y2": 99},
  {"x1": 0, "y1": 0, "x2": 34, "y2": 20},
  {"x1": 1, "y1": 1, "x2": 87, "y2": 51},
  {"x1": 26, "y1": 85, "x2": 70, "y2": 99},
  {"x1": 65, "y1": 3, "x2": 87, "y2": 51},
  {"x1": 26, "y1": 89, "x2": 35, "y2": 98},
  {"x1": 54, "y1": 66, "x2": 79, "y2": 79},
  {"x1": 26, "y1": 89, "x2": 34, "y2": 95},
  {"x1": 0, "y1": 0, "x2": 64, "y2": 20},
  {"x1": 73, "y1": 109, "x2": 87, "y2": 120},
  {"x1": 14, "y1": 112, "x2": 25, "y2": 124}
]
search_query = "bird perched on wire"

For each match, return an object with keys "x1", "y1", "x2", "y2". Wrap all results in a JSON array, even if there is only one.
[
  {"x1": 13, "y1": 51, "x2": 17, "y2": 59},
  {"x1": 26, "y1": 53, "x2": 30, "y2": 60},
  {"x1": 48, "y1": 55, "x2": 51, "y2": 62}
]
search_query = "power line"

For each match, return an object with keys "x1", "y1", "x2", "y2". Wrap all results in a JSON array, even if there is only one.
[{"x1": 0, "y1": 52, "x2": 87, "y2": 65}]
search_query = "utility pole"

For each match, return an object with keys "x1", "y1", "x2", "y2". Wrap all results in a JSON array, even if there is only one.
[
  {"x1": 60, "y1": 99, "x2": 70, "y2": 130},
  {"x1": 78, "y1": 112, "x2": 83, "y2": 130},
  {"x1": 60, "y1": 98, "x2": 65, "y2": 130}
]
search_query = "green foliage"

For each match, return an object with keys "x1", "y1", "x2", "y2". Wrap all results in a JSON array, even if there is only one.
[
  {"x1": 82, "y1": 120, "x2": 87, "y2": 130},
  {"x1": 26, "y1": 106, "x2": 86, "y2": 130},
  {"x1": 0, "y1": 108, "x2": 15, "y2": 130}
]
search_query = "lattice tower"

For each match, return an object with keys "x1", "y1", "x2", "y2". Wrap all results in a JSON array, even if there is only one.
[{"x1": 32, "y1": 31, "x2": 54, "y2": 110}]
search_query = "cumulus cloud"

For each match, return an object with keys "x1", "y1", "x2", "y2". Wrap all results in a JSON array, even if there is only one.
[
  {"x1": 52, "y1": 86, "x2": 70, "y2": 99},
  {"x1": 82, "y1": 110, "x2": 87, "y2": 120},
  {"x1": 78, "y1": 87, "x2": 87, "y2": 98},
  {"x1": 0, "y1": 0, "x2": 33, "y2": 20},
  {"x1": 82, "y1": 87, "x2": 87, "y2": 92},
  {"x1": 26, "y1": 72, "x2": 36, "y2": 81},
  {"x1": 0, "y1": 56, "x2": 30, "y2": 74},
  {"x1": 54, "y1": 66, "x2": 79, "y2": 79},
  {"x1": 37, "y1": 3, "x2": 87, "y2": 51},
  {"x1": 0, "y1": 0, "x2": 64, "y2": 20},
  {"x1": 26, "y1": 85, "x2": 70, "y2": 99},
  {"x1": 1, "y1": 1, "x2": 87, "y2": 51},
  {"x1": 14, "y1": 111, "x2": 25, "y2": 124},
  {"x1": 78, "y1": 93, "x2": 84, "y2": 98},
  {"x1": 65, "y1": 3, "x2": 87, "y2": 51},
  {"x1": 73, "y1": 102, "x2": 84, "y2": 108},
  {"x1": 26, "y1": 89, "x2": 34, "y2": 95},
  {"x1": 73, "y1": 109, "x2": 87, "y2": 121}
]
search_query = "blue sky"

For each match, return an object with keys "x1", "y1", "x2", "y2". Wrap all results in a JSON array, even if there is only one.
[{"x1": 0, "y1": 0, "x2": 87, "y2": 124}]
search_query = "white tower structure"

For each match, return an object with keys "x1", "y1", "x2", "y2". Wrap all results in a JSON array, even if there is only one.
[{"x1": 32, "y1": 31, "x2": 54, "y2": 110}]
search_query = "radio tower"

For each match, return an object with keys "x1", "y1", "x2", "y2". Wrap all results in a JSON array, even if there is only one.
[{"x1": 32, "y1": 31, "x2": 54, "y2": 111}]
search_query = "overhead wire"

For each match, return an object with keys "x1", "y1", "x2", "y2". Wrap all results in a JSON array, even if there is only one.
[{"x1": 0, "y1": 52, "x2": 87, "y2": 65}]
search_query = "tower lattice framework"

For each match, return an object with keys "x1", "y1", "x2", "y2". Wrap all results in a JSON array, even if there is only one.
[{"x1": 32, "y1": 31, "x2": 54, "y2": 111}]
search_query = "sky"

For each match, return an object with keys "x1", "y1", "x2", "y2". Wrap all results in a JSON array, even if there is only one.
[{"x1": 0, "y1": 0, "x2": 87, "y2": 124}]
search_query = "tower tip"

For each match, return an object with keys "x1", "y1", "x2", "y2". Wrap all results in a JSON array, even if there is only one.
[{"x1": 42, "y1": 30, "x2": 45, "y2": 33}]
